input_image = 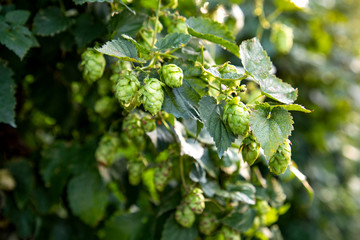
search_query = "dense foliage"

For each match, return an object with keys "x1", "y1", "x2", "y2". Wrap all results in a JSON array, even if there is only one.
[{"x1": 0, "y1": 0, "x2": 359, "y2": 240}]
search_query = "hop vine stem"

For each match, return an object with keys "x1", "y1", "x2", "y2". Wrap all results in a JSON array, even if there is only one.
[{"x1": 152, "y1": 0, "x2": 162, "y2": 48}]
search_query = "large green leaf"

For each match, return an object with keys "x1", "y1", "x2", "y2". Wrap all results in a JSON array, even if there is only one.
[
  {"x1": 33, "y1": 7, "x2": 73, "y2": 36},
  {"x1": 67, "y1": 171, "x2": 108, "y2": 226},
  {"x1": 198, "y1": 96, "x2": 235, "y2": 158},
  {"x1": 260, "y1": 75, "x2": 298, "y2": 104},
  {"x1": 216, "y1": 182, "x2": 256, "y2": 205},
  {"x1": 0, "y1": 62, "x2": 16, "y2": 127},
  {"x1": 249, "y1": 103, "x2": 294, "y2": 159},
  {"x1": 161, "y1": 215, "x2": 198, "y2": 240},
  {"x1": 272, "y1": 104, "x2": 312, "y2": 113},
  {"x1": 155, "y1": 33, "x2": 191, "y2": 50},
  {"x1": 222, "y1": 207, "x2": 256, "y2": 232},
  {"x1": 108, "y1": 11, "x2": 145, "y2": 38},
  {"x1": 121, "y1": 34, "x2": 152, "y2": 56},
  {"x1": 5, "y1": 10, "x2": 30, "y2": 25},
  {"x1": 72, "y1": 13, "x2": 106, "y2": 48},
  {"x1": 0, "y1": 21, "x2": 38, "y2": 59},
  {"x1": 186, "y1": 17, "x2": 239, "y2": 57},
  {"x1": 95, "y1": 38, "x2": 145, "y2": 63},
  {"x1": 163, "y1": 78, "x2": 202, "y2": 121}
]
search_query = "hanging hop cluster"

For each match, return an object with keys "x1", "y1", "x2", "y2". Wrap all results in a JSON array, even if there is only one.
[
  {"x1": 154, "y1": 160, "x2": 172, "y2": 192},
  {"x1": 112, "y1": 73, "x2": 140, "y2": 107},
  {"x1": 127, "y1": 156, "x2": 146, "y2": 186},
  {"x1": 141, "y1": 78, "x2": 164, "y2": 115},
  {"x1": 122, "y1": 113, "x2": 144, "y2": 139},
  {"x1": 80, "y1": 49, "x2": 105, "y2": 83},
  {"x1": 223, "y1": 96, "x2": 250, "y2": 136},
  {"x1": 141, "y1": 114, "x2": 156, "y2": 132},
  {"x1": 95, "y1": 134, "x2": 119, "y2": 166},
  {"x1": 198, "y1": 212, "x2": 219, "y2": 236},
  {"x1": 160, "y1": 64, "x2": 184, "y2": 88},
  {"x1": 242, "y1": 134, "x2": 261, "y2": 165},
  {"x1": 269, "y1": 139, "x2": 292, "y2": 175}
]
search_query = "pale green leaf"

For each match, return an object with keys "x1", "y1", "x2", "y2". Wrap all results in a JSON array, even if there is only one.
[
  {"x1": 198, "y1": 96, "x2": 235, "y2": 158},
  {"x1": 260, "y1": 75, "x2": 298, "y2": 104},
  {"x1": 273, "y1": 104, "x2": 312, "y2": 113},
  {"x1": 95, "y1": 38, "x2": 145, "y2": 63},
  {"x1": 5, "y1": 10, "x2": 30, "y2": 25},
  {"x1": 121, "y1": 34, "x2": 152, "y2": 56},
  {"x1": 186, "y1": 17, "x2": 239, "y2": 57},
  {"x1": 249, "y1": 103, "x2": 294, "y2": 159},
  {"x1": 161, "y1": 216, "x2": 198, "y2": 240},
  {"x1": 67, "y1": 171, "x2": 108, "y2": 226},
  {"x1": 155, "y1": 33, "x2": 191, "y2": 50},
  {"x1": 0, "y1": 62, "x2": 16, "y2": 127},
  {"x1": 216, "y1": 182, "x2": 256, "y2": 205},
  {"x1": 33, "y1": 7, "x2": 73, "y2": 36}
]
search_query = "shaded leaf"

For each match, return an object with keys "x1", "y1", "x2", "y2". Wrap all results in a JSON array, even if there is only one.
[
  {"x1": 198, "y1": 96, "x2": 235, "y2": 158},
  {"x1": 161, "y1": 215, "x2": 198, "y2": 240},
  {"x1": 249, "y1": 103, "x2": 293, "y2": 159},
  {"x1": 5, "y1": 10, "x2": 30, "y2": 25},
  {"x1": 222, "y1": 207, "x2": 256, "y2": 232},
  {"x1": 202, "y1": 66, "x2": 246, "y2": 81},
  {"x1": 216, "y1": 182, "x2": 256, "y2": 205},
  {"x1": 0, "y1": 62, "x2": 16, "y2": 127},
  {"x1": 72, "y1": 13, "x2": 106, "y2": 48},
  {"x1": 122, "y1": 34, "x2": 152, "y2": 56},
  {"x1": 108, "y1": 11, "x2": 145, "y2": 38},
  {"x1": 33, "y1": 7, "x2": 73, "y2": 36},
  {"x1": 261, "y1": 75, "x2": 298, "y2": 104},
  {"x1": 95, "y1": 38, "x2": 145, "y2": 63},
  {"x1": 155, "y1": 33, "x2": 191, "y2": 50},
  {"x1": 186, "y1": 17, "x2": 239, "y2": 57},
  {"x1": 189, "y1": 163, "x2": 206, "y2": 183}
]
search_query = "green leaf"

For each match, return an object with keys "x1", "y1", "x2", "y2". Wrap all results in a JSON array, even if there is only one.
[
  {"x1": 239, "y1": 38, "x2": 272, "y2": 83},
  {"x1": 73, "y1": 0, "x2": 113, "y2": 4},
  {"x1": 198, "y1": 96, "x2": 236, "y2": 158},
  {"x1": 202, "y1": 66, "x2": 246, "y2": 81},
  {"x1": 121, "y1": 34, "x2": 152, "y2": 56},
  {"x1": 108, "y1": 11, "x2": 145, "y2": 38},
  {"x1": 0, "y1": 21, "x2": 38, "y2": 59},
  {"x1": 155, "y1": 33, "x2": 191, "y2": 50},
  {"x1": 67, "y1": 171, "x2": 108, "y2": 226},
  {"x1": 161, "y1": 215, "x2": 198, "y2": 240},
  {"x1": 0, "y1": 62, "x2": 16, "y2": 127},
  {"x1": 196, "y1": 149, "x2": 218, "y2": 178},
  {"x1": 273, "y1": 104, "x2": 312, "y2": 113},
  {"x1": 249, "y1": 103, "x2": 294, "y2": 159},
  {"x1": 95, "y1": 38, "x2": 145, "y2": 63},
  {"x1": 222, "y1": 207, "x2": 256, "y2": 232},
  {"x1": 72, "y1": 13, "x2": 106, "y2": 48},
  {"x1": 5, "y1": 10, "x2": 30, "y2": 25},
  {"x1": 186, "y1": 17, "x2": 239, "y2": 57},
  {"x1": 33, "y1": 7, "x2": 73, "y2": 36},
  {"x1": 216, "y1": 182, "x2": 256, "y2": 205},
  {"x1": 163, "y1": 78, "x2": 202, "y2": 120},
  {"x1": 260, "y1": 75, "x2": 298, "y2": 104}
]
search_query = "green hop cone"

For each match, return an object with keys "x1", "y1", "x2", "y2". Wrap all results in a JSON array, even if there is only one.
[
  {"x1": 199, "y1": 212, "x2": 219, "y2": 236},
  {"x1": 94, "y1": 96, "x2": 116, "y2": 118},
  {"x1": 122, "y1": 113, "x2": 144, "y2": 139},
  {"x1": 80, "y1": 49, "x2": 105, "y2": 83},
  {"x1": 160, "y1": 64, "x2": 184, "y2": 88},
  {"x1": 223, "y1": 97, "x2": 250, "y2": 136},
  {"x1": 141, "y1": 114, "x2": 156, "y2": 132},
  {"x1": 255, "y1": 200, "x2": 270, "y2": 216},
  {"x1": 269, "y1": 139, "x2": 291, "y2": 175},
  {"x1": 220, "y1": 226, "x2": 241, "y2": 240},
  {"x1": 168, "y1": 16, "x2": 187, "y2": 34},
  {"x1": 112, "y1": 73, "x2": 140, "y2": 106},
  {"x1": 154, "y1": 160, "x2": 172, "y2": 192},
  {"x1": 218, "y1": 63, "x2": 240, "y2": 88},
  {"x1": 184, "y1": 188, "x2": 205, "y2": 215},
  {"x1": 242, "y1": 134, "x2": 261, "y2": 165},
  {"x1": 270, "y1": 22, "x2": 293, "y2": 54},
  {"x1": 141, "y1": 78, "x2": 164, "y2": 115},
  {"x1": 175, "y1": 204, "x2": 196, "y2": 228},
  {"x1": 95, "y1": 134, "x2": 119, "y2": 165},
  {"x1": 128, "y1": 159, "x2": 145, "y2": 186}
]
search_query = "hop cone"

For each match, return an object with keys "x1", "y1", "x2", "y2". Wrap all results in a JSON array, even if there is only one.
[
  {"x1": 270, "y1": 22, "x2": 293, "y2": 54},
  {"x1": 184, "y1": 188, "x2": 205, "y2": 215},
  {"x1": 111, "y1": 73, "x2": 140, "y2": 106},
  {"x1": 141, "y1": 115, "x2": 156, "y2": 132},
  {"x1": 220, "y1": 226, "x2": 241, "y2": 240},
  {"x1": 242, "y1": 134, "x2": 260, "y2": 165},
  {"x1": 94, "y1": 96, "x2": 116, "y2": 118},
  {"x1": 154, "y1": 160, "x2": 172, "y2": 192},
  {"x1": 269, "y1": 139, "x2": 291, "y2": 175},
  {"x1": 122, "y1": 113, "x2": 144, "y2": 139},
  {"x1": 223, "y1": 97, "x2": 249, "y2": 136},
  {"x1": 141, "y1": 78, "x2": 164, "y2": 115},
  {"x1": 95, "y1": 134, "x2": 119, "y2": 165},
  {"x1": 199, "y1": 212, "x2": 219, "y2": 236},
  {"x1": 80, "y1": 49, "x2": 105, "y2": 83},
  {"x1": 128, "y1": 156, "x2": 145, "y2": 186},
  {"x1": 160, "y1": 64, "x2": 183, "y2": 88},
  {"x1": 175, "y1": 204, "x2": 195, "y2": 228},
  {"x1": 218, "y1": 63, "x2": 240, "y2": 88}
]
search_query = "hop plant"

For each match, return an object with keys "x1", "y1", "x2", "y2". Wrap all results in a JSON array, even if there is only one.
[
  {"x1": 184, "y1": 188, "x2": 205, "y2": 215},
  {"x1": 160, "y1": 64, "x2": 184, "y2": 88},
  {"x1": 111, "y1": 73, "x2": 140, "y2": 107},
  {"x1": 141, "y1": 78, "x2": 164, "y2": 115},
  {"x1": 154, "y1": 160, "x2": 172, "y2": 192},
  {"x1": 242, "y1": 134, "x2": 261, "y2": 165},
  {"x1": 80, "y1": 49, "x2": 105, "y2": 83},
  {"x1": 218, "y1": 62, "x2": 241, "y2": 88},
  {"x1": 175, "y1": 204, "x2": 196, "y2": 228},
  {"x1": 128, "y1": 158, "x2": 145, "y2": 186},
  {"x1": 269, "y1": 139, "x2": 292, "y2": 175},
  {"x1": 199, "y1": 212, "x2": 219, "y2": 236},
  {"x1": 122, "y1": 113, "x2": 144, "y2": 139},
  {"x1": 141, "y1": 114, "x2": 156, "y2": 132},
  {"x1": 220, "y1": 226, "x2": 241, "y2": 240},
  {"x1": 95, "y1": 134, "x2": 120, "y2": 165},
  {"x1": 270, "y1": 22, "x2": 293, "y2": 54},
  {"x1": 223, "y1": 97, "x2": 250, "y2": 136}
]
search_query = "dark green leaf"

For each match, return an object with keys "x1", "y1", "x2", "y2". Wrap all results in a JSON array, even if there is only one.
[
  {"x1": 5, "y1": 10, "x2": 30, "y2": 25},
  {"x1": 196, "y1": 149, "x2": 217, "y2": 178},
  {"x1": 186, "y1": 17, "x2": 239, "y2": 57},
  {"x1": 95, "y1": 38, "x2": 145, "y2": 63},
  {"x1": 222, "y1": 207, "x2": 256, "y2": 232},
  {"x1": 273, "y1": 103, "x2": 312, "y2": 113},
  {"x1": 249, "y1": 103, "x2": 294, "y2": 159},
  {"x1": 201, "y1": 181, "x2": 221, "y2": 197},
  {"x1": 73, "y1": 0, "x2": 113, "y2": 4},
  {"x1": 33, "y1": 7, "x2": 73, "y2": 36},
  {"x1": 155, "y1": 33, "x2": 191, "y2": 50},
  {"x1": 189, "y1": 163, "x2": 206, "y2": 183},
  {"x1": 161, "y1": 215, "x2": 198, "y2": 240},
  {"x1": 67, "y1": 171, "x2": 108, "y2": 226},
  {"x1": 198, "y1": 96, "x2": 235, "y2": 158},
  {"x1": 225, "y1": 182, "x2": 256, "y2": 205},
  {"x1": 0, "y1": 62, "x2": 16, "y2": 127},
  {"x1": 108, "y1": 11, "x2": 145, "y2": 38},
  {"x1": 163, "y1": 78, "x2": 201, "y2": 120},
  {"x1": 0, "y1": 21, "x2": 38, "y2": 59},
  {"x1": 122, "y1": 34, "x2": 152, "y2": 56},
  {"x1": 72, "y1": 13, "x2": 105, "y2": 48},
  {"x1": 261, "y1": 75, "x2": 298, "y2": 104}
]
